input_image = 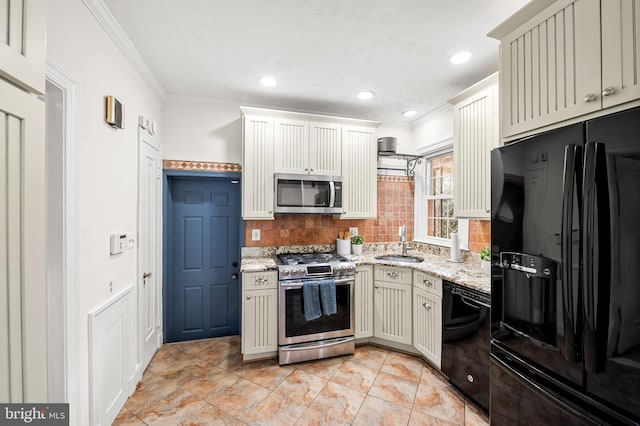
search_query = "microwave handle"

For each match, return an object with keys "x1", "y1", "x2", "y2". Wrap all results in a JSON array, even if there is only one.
[{"x1": 329, "y1": 181, "x2": 335, "y2": 207}]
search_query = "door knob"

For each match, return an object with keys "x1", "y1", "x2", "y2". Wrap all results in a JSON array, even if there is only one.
[
  {"x1": 142, "y1": 272, "x2": 152, "y2": 286},
  {"x1": 231, "y1": 273, "x2": 238, "y2": 280}
]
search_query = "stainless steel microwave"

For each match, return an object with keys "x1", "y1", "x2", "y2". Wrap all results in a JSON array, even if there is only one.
[{"x1": 274, "y1": 173, "x2": 343, "y2": 214}]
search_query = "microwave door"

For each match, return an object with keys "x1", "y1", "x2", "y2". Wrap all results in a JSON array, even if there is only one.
[
  {"x1": 277, "y1": 179, "x2": 304, "y2": 206},
  {"x1": 303, "y1": 180, "x2": 331, "y2": 207}
]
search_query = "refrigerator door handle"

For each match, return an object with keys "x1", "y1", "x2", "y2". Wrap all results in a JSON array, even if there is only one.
[
  {"x1": 582, "y1": 142, "x2": 611, "y2": 374},
  {"x1": 561, "y1": 144, "x2": 582, "y2": 363}
]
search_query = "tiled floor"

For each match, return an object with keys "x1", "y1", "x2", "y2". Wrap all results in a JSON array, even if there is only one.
[{"x1": 114, "y1": 336, "x2": 489, "y2": 425}]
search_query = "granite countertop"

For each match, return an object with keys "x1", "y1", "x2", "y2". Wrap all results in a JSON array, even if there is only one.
[{"x1": 240, "y1": 251, "x2": 490, "y2": 294}]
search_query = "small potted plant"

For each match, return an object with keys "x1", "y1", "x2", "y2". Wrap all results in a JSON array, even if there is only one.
[
  {"x1": 480, "y1": 248, "x2": 491, "y2": 275},
  {"x1": 351, "y1": 234, "x2": 364, "y2": 255}
]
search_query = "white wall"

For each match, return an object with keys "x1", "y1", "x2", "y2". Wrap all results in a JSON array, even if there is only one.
[
  {"x1": 163, "y1": 95, "x2": 243, "y2": 163},
  {"x1": 47, "y1": 1, "x2": 163, "y2": 424},
  {"x1": 412, "y1": 104, "x2": 453, "y2": 152}
]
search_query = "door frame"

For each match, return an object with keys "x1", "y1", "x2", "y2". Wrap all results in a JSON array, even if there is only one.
[
  {"x1": 162, "y1": 170, "x2": 244, "y2": 342},
  {"x1": 45, "y1": 60, "x2": 80, "y2": 424}
]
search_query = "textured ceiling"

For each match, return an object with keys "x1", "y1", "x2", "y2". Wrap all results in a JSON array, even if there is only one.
[{"x1": 103, "y1": 0, "x2": 529, "y2": 123}]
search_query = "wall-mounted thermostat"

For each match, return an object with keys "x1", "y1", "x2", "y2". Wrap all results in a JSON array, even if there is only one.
[{"x1": 110, "y1": 233, "x2": 127, "y2": 255}]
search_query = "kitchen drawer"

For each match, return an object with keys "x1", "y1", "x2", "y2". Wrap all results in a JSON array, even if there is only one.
[
  {"x1": 374, "y1": 265, "x2": 411, "y2": 285},
  {"x1": 243, "y1": 271, "x2": 278, "y2": 290},
  {"x1": 413, "y1": 271, "x2": 442, "y2": 297}
]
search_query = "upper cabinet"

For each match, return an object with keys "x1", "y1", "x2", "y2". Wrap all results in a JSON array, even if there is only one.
[
  {"x1": 241, "y1": 107, "x2": 379, "y2": 220},
  {"x1": 449, "y1": 73, "x2": 499, "y2": 219},
  {"x1": 0, "y1": 0, "x2": 46, "y2": 94},
  {"x1": 341, "y1": 125, "x2": 377, "y2": 219},
  {"x1": 274, "y1": 120, "x2": 342, "y2": 176},
  {"x1": 489, "y1": 0, "x2": 640, "y2": 139}
]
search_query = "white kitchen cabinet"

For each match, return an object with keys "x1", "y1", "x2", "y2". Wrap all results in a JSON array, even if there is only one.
[
  {"x1": 274, "y1": 119, "x2": 342, "y2": 176},
  {"x1": 241, "y1": 114, "x2": 275, "y2": 219},
  {"x1": 341, "y1": 125, "x2": 377, "y2": 219},
  {"x1": 373, "y1": 266, "x2": 412, "y2": 345},
  {"x1": 489, "y1": 0, "x2": 601, "y2": 138},
  {"x1": 449, "y1": 73, "x2": 499, "y2": 219},
  {"x1": 354, "y1": 265, "x2": 373, "y2": 339},
  {"x1": 412, "y1": 271, "x2": 442, "y2": 367},
  {"x1": 242, "y1": 271, "x2": 278, "y2": 358}
]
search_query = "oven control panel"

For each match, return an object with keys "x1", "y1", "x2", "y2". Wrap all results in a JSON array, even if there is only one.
[{"x1": 279, "y1": 263, "x2": 356, "y2": 281}]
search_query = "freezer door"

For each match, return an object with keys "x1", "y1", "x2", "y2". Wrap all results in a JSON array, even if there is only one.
[
  {"x1": 584, "y1": 107, "x2": 640, "y2": 421},
  {"x1": 490, "y1": 123, "x2": 584, "y2": 387}
]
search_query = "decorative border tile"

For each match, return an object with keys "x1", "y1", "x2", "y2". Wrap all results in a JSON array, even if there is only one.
[
  {"x1": 377, "y1": 175, "x2": 413, "y2": 183},
  {"x1": 163, "y1": 159, "x2": 242, "y2": 172}
]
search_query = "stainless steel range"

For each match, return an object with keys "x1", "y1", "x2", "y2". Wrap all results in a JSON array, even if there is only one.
[{"x1": 277, "y1": 252, "x2": 356, "y2": 365}]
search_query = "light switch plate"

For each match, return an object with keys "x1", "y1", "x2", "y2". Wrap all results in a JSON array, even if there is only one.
[
  {"x1": 126, "y1": 233, "x2": 135, "y2": 249},
  {"x1": 349, "y1": 227, "x2": 358, "y2": 236},
  {"x1": 251, "y1": 229, "x2": 261, "y2": 241}
]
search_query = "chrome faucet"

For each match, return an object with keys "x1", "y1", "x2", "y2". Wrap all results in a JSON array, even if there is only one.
[{"x1": 400, "y1": 224, "x2": 408, "y2": 256}]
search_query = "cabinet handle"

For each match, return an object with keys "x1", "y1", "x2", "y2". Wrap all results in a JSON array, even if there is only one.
[
  {"x1": 305, "y1": 168, "x2": 309, "y2": 172},
  {"x1": 423, "y1": 303, "x2": 431, "y2": 310},
  {"x1": 374, "y1": 285, "x2": 379, "y2": 289},
  {"x1": 602, "y1": 87, "x2": 616, "y2": 97},
  {"x1": 310, "y1": 168, "x2": 314, "y2": 172},
  {"x1": 387, "y1": 271, "x2": 399, "y2": 279},
  {"x1": 584, "y1": 93, "x2": 597, "y2": 103},
  {"x1": 423, "y1": 279, "x2": 432, "y2": 287},
  {"x1": 246, "y1": 296, "x2": 251, "y2": 300}
]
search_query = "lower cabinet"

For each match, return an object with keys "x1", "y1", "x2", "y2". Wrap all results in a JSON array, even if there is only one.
[
  {"x1": 242, "y1": 271, "x2": 278, "y2": 358},
  {"x1": 413, "y1": 271, "x2": 442, "y2": 368},
  {"x1": 373, "y1": 266, "x2": 412, "y2": 345},
  {"x1": 354, "y1": 265, "x2": 374, "y2": 339}
]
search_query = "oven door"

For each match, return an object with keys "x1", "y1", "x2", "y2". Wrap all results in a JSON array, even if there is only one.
[{"x1": 279, "y1": 277, "x2": 355, "y2": 345}]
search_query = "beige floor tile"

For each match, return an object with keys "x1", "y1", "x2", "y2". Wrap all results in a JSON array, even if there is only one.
[
  {"x1": 309, "y1": 381, "x2": 366, "y2": 424},
  {"x1": 330, "y1": 361, "x2": 378, "y2": 393},
  {"x1": 124, "y1": 375, "x2": 180, "y2": 415},
  {"x1": 274, "y1": 370, "x2": 327, "y2": 405},
  {"x1": 381, "y1": 352, "x2": 425, "y2": 382},
  {"x1": 294, "y1": 407, "x2": 350, "y2": 426},
  {"x1": 176, "y1": 338, "x2": 219, "y2": 355},
  {"x1": 368, "y1": 371, "x2": 419, "y2": 409},
  {"x1": 208, "y1": 377, "x2": 270, "y2": 418},
  {"x1": 352, "y1": 395, "x2": 412, "y2": 426},
  {"x1": 349, "y1": 345, "x2": 390, "y2": 370},
  {"x1": 244, "y1": 392, "x2": 307, "y2": 426},
  {"x1": 112, "y1": 408, "x2": 146, "y2": 426},
  {"x1": 420, "y1": 365, "x2": 450, "y2": 388},
  {"x1": 409, "y1": 410, "x2": 458, "y2": 425},
  {"x1": 234, "y1": 358, "x2": 294, "y2": 390},
  {"x1": 413, "y1": 383, "x2": 465, "y2": 425},
  {"x1": 179, "y1": 365, "x2": 239, "y2": 397},
  {"x1": 179, "y1": 403, "x2": 246, "y2": 426},
  {"x1": 137, "y1": 388, "x2": 208, "y2": 425},
  {"x1": 294, "y1": 355, "x2": 346, "y2": 380},
  {"x1": 464, "y1": 400, "x2": 489, "y2": 426}
]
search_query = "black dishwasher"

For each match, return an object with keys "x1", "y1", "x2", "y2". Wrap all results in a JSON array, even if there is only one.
[{"x1": 441, "y1": 280, "x2": 490, "y2": 413}]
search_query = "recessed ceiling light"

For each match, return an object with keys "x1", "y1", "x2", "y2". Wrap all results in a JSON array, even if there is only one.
[
  {"x1": 259, "y1": 76, "x2": 277, "y2": 87},
  {"x1": 357, "y1": 91, "x2": 374, "y2": 100},
  {"x1": 450, "y1": 51, "x2": 471, "y2": 65},
  {"x1": 402, "y1": 110, "x2": 417, "y2": 117}
]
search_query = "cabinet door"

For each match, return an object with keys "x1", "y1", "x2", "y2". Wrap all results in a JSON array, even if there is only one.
[
  {"x1": 374, "y1": 281, "x2": 412, "y2": 345},
  {"x1": 242, "y1": 288, "x2": 278, "y2": 356},
  {"x1": 500, "y1": 0, "x2": 601, "y2": 137},
  {"x1": 0, "y1": 0, "x2": 45, "y2": 94},
  {"x1": 309, "y1": 122, "x2": 341, "y2": 176},
  {"x1": 453, "y1": 81, "x2": 498, "y2": 218},
  {"x1": 341, "y1": 125, "x2": 377, "y2": 218},
  {"x1": 274, "y1": 119, "x2": 309, "y2": 174},
  {"x1": 0, "y1": 78, "x2": 46, "y2": 402},
  {"x1": 601, "y1": 0, "x2": 640, "y2": 108},
  {"x1": 413, "y1": 287, "x2": 442, "y2": 368},
  {"x1": 355, "y1": 265, "x2": 373, "y2": 339},
  {"x1": 242, "y1": 115, "x2": 274, "y2": 219}
]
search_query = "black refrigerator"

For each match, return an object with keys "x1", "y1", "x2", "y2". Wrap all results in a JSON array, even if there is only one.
[{"x1": 490, "y1": 106, "x2": 640, "y2": 425}]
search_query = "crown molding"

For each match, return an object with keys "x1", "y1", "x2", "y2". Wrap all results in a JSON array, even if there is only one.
[{"x1": 81, "y1": 0, "x2": 167, "y2": 99}]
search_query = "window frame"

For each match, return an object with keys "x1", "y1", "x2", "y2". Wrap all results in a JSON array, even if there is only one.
[{"x1": 413, "y1": 140, "x2": 469, "y2": 249}]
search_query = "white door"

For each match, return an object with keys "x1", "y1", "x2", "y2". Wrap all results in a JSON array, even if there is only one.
[{"x1": 138, "y1": 125, "x2": 161, "y2": 372}]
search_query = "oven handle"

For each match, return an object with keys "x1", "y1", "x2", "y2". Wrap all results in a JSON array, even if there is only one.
[
  {"x1": 281, "y1": 336, "x2": 354, "y2": 351},
  {"x1": 280, "y1": 278, "x2": 354, "y2": 289},
  {"x1": 459, "y1": 294, "x2": 490, "y2": 309}
]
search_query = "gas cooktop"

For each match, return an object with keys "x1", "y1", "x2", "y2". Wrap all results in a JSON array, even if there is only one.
[
  {"x1": 276, "y1": 252, "x2": 351, "y2": 266},
  {"x1": 276, "y1": 252, "x2": 355, "y2": 281}
]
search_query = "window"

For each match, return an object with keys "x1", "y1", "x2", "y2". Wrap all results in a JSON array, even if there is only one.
[
  {"x1": 414, "y1": 146, "x2": 468, "y2": 248},
  {"x1": 426, "y1": 153, "x2": 457, "y2": 239}
]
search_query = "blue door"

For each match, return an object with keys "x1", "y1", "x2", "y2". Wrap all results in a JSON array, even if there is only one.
[{"x1": 167, "y1": 177, "x2": 240, "y2": 342}]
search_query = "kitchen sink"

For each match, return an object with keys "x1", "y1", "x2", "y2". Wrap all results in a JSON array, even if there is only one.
[{"x1": 375, "y1": 254, "x2": 424, "y2": 263}]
